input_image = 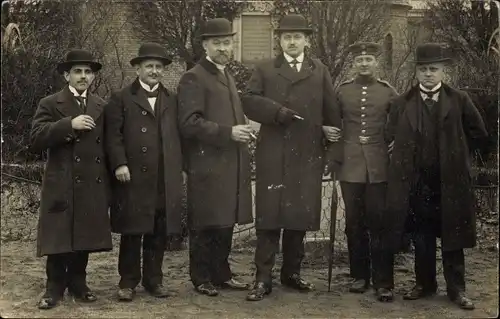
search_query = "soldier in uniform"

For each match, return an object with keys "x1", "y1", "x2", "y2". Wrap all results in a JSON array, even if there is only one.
[
  {"x1": 335, "y1": 42, "x2": 398, "y2": 301},
  {"x1": 104, "y1": 43, "x2": 184, "y2": 302},
  {"x1": 386, "y1": 43, "x2": 487, "y2": 310},
  {"x1": 30, "y1": 49, "x2": 113, "y2": 309},
  {"x1": 242, "y1": 14, "x2": 342, "y2": 301},
  {"x1": 177, "y1": 18, "x2": 253, "y2": 297}
]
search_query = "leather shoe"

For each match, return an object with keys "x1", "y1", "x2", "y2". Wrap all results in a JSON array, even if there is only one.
[
  {"x1": 246, "y1": 282, "x2": 272, "y2": 301},
  {"x1": 144, "y1": 285, "x2": 171, "y2": 298},
  {"x1": 37, "y1": 295, "x2": 61, "y2": 310},
  {"x1": 195, "y1": 283, "x2": 219, "y2": 297},
  {"x1": 451, "y1": 292, "x2": 475, "y2": 310},
  {"x1": 70, "y1": 290, "x2": 97, "y2": 302},
  {"x1": 281, "y1": 274, "x2": 314, "y2": 292},
  {"x1": 216, "y1": 278, "x2": 250, "y2": 290},
  {"x1": 403, "y1": 285, "x2": 436, "y2": 300},
  {"x1": 349, "y1": 279, "x2": 369, "y2": 293},
  {"x1": 376, "y1": 288, "x2": 394, "y2": 302},
  {"x1": 117, "y1": 288, "x2": 135, "y2": 302}
]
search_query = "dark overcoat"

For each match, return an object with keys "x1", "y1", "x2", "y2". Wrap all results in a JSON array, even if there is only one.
[
  {"x1": 104, "y1": 79, "x2": 184, "y2": 235},
  {"x1": 336, "y1": 77, "x2": 398, "y2": 183},
  {"x1": 177, "y1": 57, "x2": 253, "y2": 230},
  {"x1": 385, "y1": 84, "x2": 488, "y2": 252},
  {"x1": 30, "y1": 86, "x2": 112, "y2": 257},
  {"x1": 241, "y1": 54, "x2": 342, "y2": 231}
]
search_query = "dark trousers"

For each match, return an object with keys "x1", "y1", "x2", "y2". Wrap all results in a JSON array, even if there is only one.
[
  {"x1": 118, "y1": 209, "x2": 166, "y2": 289},
  {"x1": 45, "y1": 251, "x2": 89, "y2": 297},
  {"x1": 410, "y1": 169, "x2": 466, "y2": 298},
  {"x1": 413, "y1": 233, "x2": 465, "y2": 298},
  {"x1": 189, "y1": 227, "x2": 234, "y2": 287},
  {"x1": 341, "y1": 182, "x2": 394, "y2": 289},
  {"x1": 254, "y1": 229, "x2": 306, "y2": 285}
]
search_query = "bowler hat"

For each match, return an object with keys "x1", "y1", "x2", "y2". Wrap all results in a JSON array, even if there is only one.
[
  {"x1": 413, "y1": 43, "x2": 451, "y2": 64},
  {"x1": 275, "y1": 14, "x2": 312, "y2": 34},
  {"x1": 348, "y1": 42, "x2": 382, "y2": 57},
  {"x1": 130, "y1": 42, "x2": 172, "y2": 66},
  {"x1": 57, "y1": 49, "x2": 102, "y2": 74},
  {"x1": 200, "y1": 18, "x2": 236, "y2": 40}
]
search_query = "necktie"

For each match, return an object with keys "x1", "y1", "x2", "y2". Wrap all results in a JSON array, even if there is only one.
[
  {"x1": 290, "y1": 59, "x2": 299, "y2": 72},
  {"x1": 145, "y1": 89, "x2": 158, "y2": 98},
  {"x1": 74, "y1": 96, "x2": 86, "y2": 112}
]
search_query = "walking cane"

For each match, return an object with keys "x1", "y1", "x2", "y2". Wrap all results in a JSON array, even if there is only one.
[{"x1": 327, "y1": 173, "x2": 339, "y2": 292}]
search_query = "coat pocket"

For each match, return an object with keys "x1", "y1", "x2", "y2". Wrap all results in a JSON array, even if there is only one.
[{"x1": 49, "y1": 200, "x2": 69, "y2": 213}]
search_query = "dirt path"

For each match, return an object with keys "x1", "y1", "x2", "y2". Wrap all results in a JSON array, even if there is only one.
[{"x1": 0, "y1": 241, "x2": 498, "y2": 318}]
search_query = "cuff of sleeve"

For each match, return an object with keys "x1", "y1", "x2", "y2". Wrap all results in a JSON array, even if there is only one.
[{"x1": 218, "y1": 124, "x2": 233, "y2": 143}]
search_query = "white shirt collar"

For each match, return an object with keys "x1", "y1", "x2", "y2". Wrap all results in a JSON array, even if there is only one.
[
  {"x1": 284, "y1": 52, "x2": 304, "y2": 63},
  {"x1": 139, "y1": 79, "x2": 159, "y2": 93},
  {"x1": 419, "y1": 82, "x2": 442, "y2": 92},
  {"x1": 206, "y1": 56, "x2": 226, "y2": 71},
  {"x1": 68, "y1": 85, "x2": 87, "y2": 98}
]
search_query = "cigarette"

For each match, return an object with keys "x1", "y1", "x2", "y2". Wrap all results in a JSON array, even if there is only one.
[
  {"x1": 293, "y1": 115, "x2": 304, "y2": 120},
  {"x1": 250, "y1": 132, "x2": 257, "y2": 139}
]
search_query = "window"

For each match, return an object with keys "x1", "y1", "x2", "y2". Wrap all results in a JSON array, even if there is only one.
[{"x1": 240, "y1": 14, "x2": 272, "y2": 64}]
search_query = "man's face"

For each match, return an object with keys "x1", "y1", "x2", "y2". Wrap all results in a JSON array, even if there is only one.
[
  {"x1": 280, "y1": 32, "x2": 307, "y2": 57},
  {"x1": 136, "y1": 59, "x2": 165, "y2": 87},
  {"x1": 64, "y1": 64, "x2": 95, "y2": 92},
  {"x1": 353, "y1": 54, "x2": 378, "y2": 77},
  {"x1": 203, "y1": 36, "x2": 234, "y2": 65},
  {"x1": 416, "y1": 62, "x2": 445, "y2": 89}
]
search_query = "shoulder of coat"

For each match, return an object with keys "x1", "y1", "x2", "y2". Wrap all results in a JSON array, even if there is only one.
[
  {"x1": 338, "y1": 79, "x2": 354, "y2": 87},
  {"x1": 377, "y1": 79, "x2": 398, "y2": 93}
]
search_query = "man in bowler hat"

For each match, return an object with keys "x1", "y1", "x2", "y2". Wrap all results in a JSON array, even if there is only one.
[
  {"x1": 104, "y1": 43, "x2": 184, "y2": 301},
  {"x1": 30, "y1": 49, "x2": 113, "y2": 309},
  {"x1": 241, "y1": 14, "x2": 342, "y2": 301},
  {"x1": 177, "y1": 17, "x2": 253, "y2": 296},
  {"x1": 385, "y1": 43, "x2": 487, "y2": 310},
  {"x1": 334, "y1": 42, "x2": 398, "y2": 302}
]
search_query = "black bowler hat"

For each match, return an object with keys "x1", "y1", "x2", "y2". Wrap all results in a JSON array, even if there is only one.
[
  {"x1": 348, "y1": 42, "x2": 382, "y2": 57},
  {"x1": 130, "y1": 42, "x2": 172, "y2": 66},
  {"x1": 57, "y1": 49, "x2": 102, "y2": 74},
  {"x1": 413, "y1": 43, "x2": 451, "y2": 64},
  {"x1": 200, "y1": 18, "x2": 236, "y2": 40},
  {"x1": 275, "y1": 14, "x2": 312, "y2": 34}
]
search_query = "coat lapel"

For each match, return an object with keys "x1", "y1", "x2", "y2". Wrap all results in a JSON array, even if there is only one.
[
  {"x1": 439, "y1": 84, "x2": 453, "y2": 123},
  {"x1": 226, "y1": 71, "x2": 246, "y2": 124},
  {"x1": 55, "y1": 86, "x2": 84, "y2": 118},
  {"x1": 85, "y1": 93, "x2": 104, "y2": 121},
  {"x1": 275, "y1": 54, "x2": 314, "y2": 84},
  {"x1": 404, "y1": 86, "x2": 420, "y2": 132},
  {"x1": 158, "y1": 85, "x2": 172, "y2": 115},
  {"x1": 130, "y1": 78, "x2": 155, "y2": 116},
  {"x1": 200, "y1": 57, "x2": 228, "y2": 87}
]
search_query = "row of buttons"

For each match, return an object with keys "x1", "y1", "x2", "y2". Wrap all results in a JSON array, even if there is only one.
[
  {"x1": 75, "y1": 176, "x2": 102, "y2": 183},
  {"x1": 361, "y1": 86, "x2": 368, "y2": 135},
  {"x1": 75, "y1": 156, "x2": 101, "y2": 164}
]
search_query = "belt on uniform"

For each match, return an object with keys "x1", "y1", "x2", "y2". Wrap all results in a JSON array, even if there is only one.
[{"x1": 344, "y1": 136, "x2": 384, "y2": 145}]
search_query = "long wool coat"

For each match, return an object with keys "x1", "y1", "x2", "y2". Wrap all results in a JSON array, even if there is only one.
[
  {"x1": 241, "y1": 54, "x2": 342, "y2": 231},
  {"x1": 385, "y1": 84, "x2": 488, "y2": 252},
  {"x1": 177, "y1": 57, "x2": 253, "y2": 230},
  {"x1": 104, "y1": 79, "x2": 184, "y2": 235},
  {"x1": 30, "y1": 86, "x2": 113, "y2": 257}
]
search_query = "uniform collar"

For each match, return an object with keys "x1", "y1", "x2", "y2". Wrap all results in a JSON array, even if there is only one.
[
  {"x1": 68, "y1": 85, "x2": 87, "y2": 98},
  {"x1": 139, "y1": 79, "x2": 159, "y2": 92},
  {"x1": 354, "y1": 75, "x2": 377, "y2": 85}
]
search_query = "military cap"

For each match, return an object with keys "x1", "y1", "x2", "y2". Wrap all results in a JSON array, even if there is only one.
[{"x1": 348, "y1": 42, "x2": 382, "y2": 57}]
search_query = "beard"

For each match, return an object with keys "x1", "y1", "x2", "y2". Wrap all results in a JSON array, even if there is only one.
[{"x1": 212, "y1": 52, "x2": 231, "y2": 65}]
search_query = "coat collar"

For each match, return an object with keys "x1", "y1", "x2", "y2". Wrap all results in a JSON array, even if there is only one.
[
  {"x1": 55, "y1": 86, "x2": 104, "y2": 121},
  {"x1": 199, "y1": 56, "x2": 229, "y2": 87},
  {"x1": 403, "y1": 83, "x2": 454, "y2": 132},
  {"x1": 129, "y1": 78, "x2": 170, "y2": 116},
  {"x1": 273, "y1": 53, "x2": 315, "y2": 83}
]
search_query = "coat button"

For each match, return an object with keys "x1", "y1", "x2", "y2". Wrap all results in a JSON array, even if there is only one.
[
  {"x1": 361, "y1": 98, "x2": 366, "y2": 102},
  {"x1": 362, "y1": 91, "x2": 367, "y2": 95},
  {"x1": 361, "y1": 129, "x2": 366, "y2": 133},
  {"x1": 96, "y1": 137, "x2": 101, "y2": 144},
  {"x1": 362, "y1": 86, "x2": 368, "y2": 89},
  {"x1": 361, "y1": 107, "x2": 366, "y2": 110},
  {"x1": 362, "y1": 122, "x2": 366, "y2": 125},
  {"x1": 142, "y1": 146, "x2": 147, "y2": 153},
  {"x1": 75, "y1": 176, "x2": 81, "y2": 183},
  {"x1": 361, "y1": 114, "x2": 366, "y2": 117},
  {"x1": 75, "y1": 137, "x2": 80, "y2": 143},
  {"x1": 95, "y1": 156, "x2": 101, "y2": 164},
  {"x1": 141, "y1": 127, "x2": 147, "y2": 133},
  {"x1": 96, "y1": 177, "x2": 102, "y2": 183},
  {"x1": 65, "y1": 135, "x2": 72, "y2": 142},
  {"x1": 75, "y1": 156, "x2": 81, "y2": 163},
  {"x1": 142, "y1": 110, "x2": 147, "y2": 115},
  {"x1": 141, "y1": 166, "x2": 148, "y2": 172}
]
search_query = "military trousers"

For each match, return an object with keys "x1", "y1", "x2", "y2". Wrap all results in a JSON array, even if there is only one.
[{"x1": 340, "y1": 181, "x2": 395, "y2": 289}]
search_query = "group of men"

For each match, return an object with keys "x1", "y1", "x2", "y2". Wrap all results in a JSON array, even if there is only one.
[{"x1": 30, "y1": 14, "x2": 487, "y2": 311}]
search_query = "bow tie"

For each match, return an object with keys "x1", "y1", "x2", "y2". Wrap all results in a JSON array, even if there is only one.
[
  {"x1": 420, "y1": 88, "x2": 439, "y2": 99},
  {"x1": 144, "y1": 89, "x2": 158, "y2": 98}
]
